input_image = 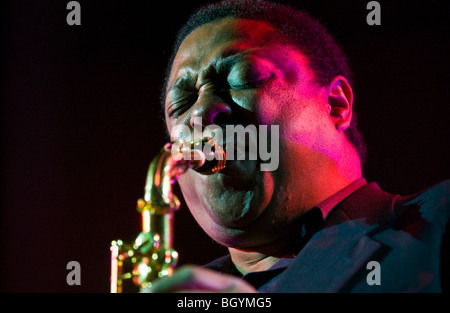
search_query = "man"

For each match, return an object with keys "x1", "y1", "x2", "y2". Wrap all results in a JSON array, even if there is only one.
[{"x1": 147, "y1": 0, "x2": 449, "y2": 292}]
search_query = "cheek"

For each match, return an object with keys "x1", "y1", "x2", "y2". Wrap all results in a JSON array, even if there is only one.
[
  {"x1": 165, "y1": 114, "x2": 193, "y2": 142},
  {"x1": 254, "y1": 90, "x2": 336, "y2": 167},
  {"x1": 165, "y1": 112, "x2": 176, "y2": 138},
  {"x1": 253, "y1": 84, "x2": 308, "y2": 129},
  {"x1": 178, "y1": 173, "x2": 203, "y2": 206},
  {"x1": 229, "y1": 89, "x2": 257, "y2": 112},
  {"x1": 177, "y1": 174, "x2": 209, "y2": 226}
]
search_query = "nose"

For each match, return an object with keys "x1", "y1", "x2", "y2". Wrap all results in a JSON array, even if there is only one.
[{"x1": 190, "y1": 92, "x2": 232, "y2": 129}]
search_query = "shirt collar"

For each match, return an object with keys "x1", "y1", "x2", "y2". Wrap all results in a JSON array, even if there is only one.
[{"x1": 315, "y1": 177, "x2": 367, "y2": 220}]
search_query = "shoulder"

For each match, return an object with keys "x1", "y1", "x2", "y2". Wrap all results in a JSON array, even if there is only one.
[
  {"x1": 336, "y1": 179, "x2": 450, "y2": 244},
  {"x1": 347, "y1": 180, "x2": 450, "y2": 292},
  {"x1": 394, "y1": 179, "x2": 450, "y2": 231}
]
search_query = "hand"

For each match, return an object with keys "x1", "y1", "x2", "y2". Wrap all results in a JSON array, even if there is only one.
[{"x1": 142, "y1": 265, "x2": 257, "y2": 293}]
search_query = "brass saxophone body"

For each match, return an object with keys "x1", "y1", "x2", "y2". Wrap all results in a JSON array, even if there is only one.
[{"x1": 110, "y1": 137, "x2": 225, "y2": 292}]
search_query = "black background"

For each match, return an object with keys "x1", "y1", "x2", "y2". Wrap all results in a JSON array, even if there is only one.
[{"x1": 1, "y1": 0, "x2": 449, "y2": 292}]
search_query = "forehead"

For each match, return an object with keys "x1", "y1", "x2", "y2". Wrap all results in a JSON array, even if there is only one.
[
  {"x1": 180, "y1": 17, "x2": 277, "y2": 53},
  {"x1": 169, "y1": 18, "x2": 278, "y2": 80}
]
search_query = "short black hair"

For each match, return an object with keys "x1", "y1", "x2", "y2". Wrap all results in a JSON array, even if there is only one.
[{"x1": 161, "y1": 0, "x2": 367, "y2": 166}]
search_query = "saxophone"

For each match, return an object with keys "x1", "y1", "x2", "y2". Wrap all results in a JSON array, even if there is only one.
[{"x1": 110, "y1": 137, "x2": 226, "y2": 293}]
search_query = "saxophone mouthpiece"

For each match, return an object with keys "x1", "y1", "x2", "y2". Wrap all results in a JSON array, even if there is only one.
[{"x1": 172, "y1": 137, "x2": 226, "y2": 175}]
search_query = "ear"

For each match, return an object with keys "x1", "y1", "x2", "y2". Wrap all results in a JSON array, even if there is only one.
[{"x1": 327, "y1": 76, "x2": 353, "y2": 132}]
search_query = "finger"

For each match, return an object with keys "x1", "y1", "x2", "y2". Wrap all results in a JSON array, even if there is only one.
[{"x1": 143, "y1": 265, "x2": 257, "y2": 293}]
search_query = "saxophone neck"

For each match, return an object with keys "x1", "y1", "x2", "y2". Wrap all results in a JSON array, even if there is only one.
[
  {"x1": 109, "y1": 137, "x2": 226, "y2": 292},
  {"x1": 143, "y1": 142, "x2": 204, "y2": 208}
]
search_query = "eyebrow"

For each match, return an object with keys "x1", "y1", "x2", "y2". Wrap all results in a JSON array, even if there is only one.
[
  {"x1": 216, "y1": 54, "x2": 244, "y2": 74},
  {"x1": 217, "y1": 47, "x2": 264, "y2": 69},
  {"x1": 168, "y1": 48, "x2": 270, "y2": 92},
  {"x1": 168, "y1": 74, "x2": 197, "y2": 92}
]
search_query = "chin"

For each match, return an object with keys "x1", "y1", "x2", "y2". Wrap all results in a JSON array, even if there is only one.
[
  {"x1": 180, "y1": 169, "x2": 276, "y2": 247},
  {"x1": 201, "y1": 217, "x2": 281, "y2": 249},
  {"x1": 207, "y1": 188, "x2": 261, "y2": 227}
]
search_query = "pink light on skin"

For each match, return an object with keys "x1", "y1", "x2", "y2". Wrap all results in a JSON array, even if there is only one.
[{"x1": 166, "y1": 17, "x2": 362, "y2": 256}]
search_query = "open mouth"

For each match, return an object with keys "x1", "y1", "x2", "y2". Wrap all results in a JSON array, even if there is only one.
[
  {"x1": 171, "y1": 123, "x2": 279, "y2": 173},
  {"x1": 199, "y1": 137, "x2": 260, "y2": 175}
]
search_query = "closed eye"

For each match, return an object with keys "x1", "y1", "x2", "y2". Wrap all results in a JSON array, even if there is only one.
[
  {"x1": 230, "y1": 74, "x2": 275, "y2": 90},
  {"x1": 229, "y1": 73, "x2": 275, "y2": 90},
  {"x1": 167, "y1": 93, "x2": 197, "y2": 118}
]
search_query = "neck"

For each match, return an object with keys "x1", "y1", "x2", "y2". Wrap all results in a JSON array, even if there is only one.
[
  {"x1": 228, "y1": 248, "x2": 286, "y2": 275},
  {"x1": 227, "y1": 217, "x2": 306, "y2": 273},
  {"x1": 228, "y1": 174, "x2": 363, "y2": 274}
]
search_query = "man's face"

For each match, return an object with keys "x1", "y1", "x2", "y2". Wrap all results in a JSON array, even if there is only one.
[{"x1": 164, "y1": 17, "x2": 338, "y2": 248}]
